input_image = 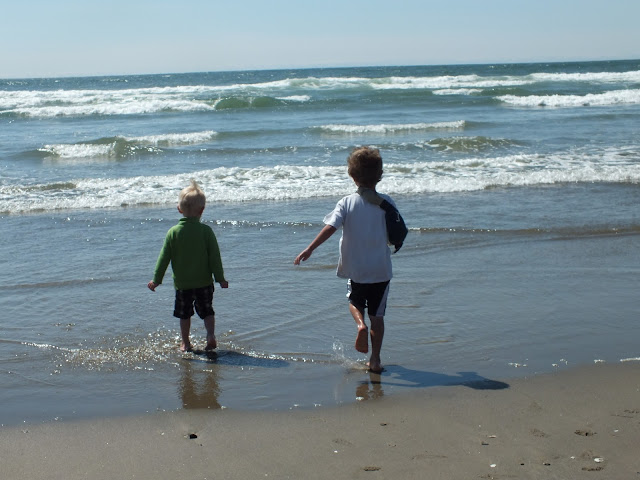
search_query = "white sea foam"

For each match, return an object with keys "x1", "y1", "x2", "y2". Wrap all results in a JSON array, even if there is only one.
[
  {"x1": 39, "y1": 143, "x2": 117, "y2": 159},
  {"x1": 2, "y1": 148, "x2": 639, "y2": 213},
  {"x1": 187, "y1": 70, "x2": 640, "y2": 92},
  {"x1": 317, "y1": 121, "x2": 466, "y2": 134},
  {"x1": 125, "y1": 130, "x2": 218, "y2": 146},
  {"x1": 531, "y1": 70, "x2": 640, "y2": 84},
  {"x1": 211, "y1": 69, "x2": 640, "y2": 91},
  {"x1": 3, "y1": 69, "x2": 639, "y2": 117},
  {"x1": 368, "y1": 75, "x2": 530, "y2": 90},
  {"x1": 247, "y1": 74, "x2": 534, "y2": 91},
  {"x1": 433, "y1": 89, "x2": 482, "y2": 96},
  {"x1": 498, "y1": 89, "x2": 640, "y2": 107},
  {"x1": 15, "y1": 99, "x2": 213, "y2": 117},
  {"x1": 275, "y1": 95, "x2": 311, "y2": 102},
  {"x1": 0, "y1": 86, "x2": 218, "y2": 117},
  {"x1": 38, "y1": 131, "x2": 218, "y2": 159},
  {"x1": 361, "y1": 75, "x2": 531, "y2": 90}
]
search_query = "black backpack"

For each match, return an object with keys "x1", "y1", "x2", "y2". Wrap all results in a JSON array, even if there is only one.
[{"x1": 358, "y1": 188, "x2": 408, "y2": 253}]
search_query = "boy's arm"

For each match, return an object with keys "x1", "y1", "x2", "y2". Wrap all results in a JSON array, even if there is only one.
[
  {"x1": 148, "y1": 236, "x2": 171, "y2": 291},
  {"x1": 207, "y1": 228, "x2": 228, "y2": 287},
  {"x1": 294, "y1": 225, "x2": 337, "y2": 264}
]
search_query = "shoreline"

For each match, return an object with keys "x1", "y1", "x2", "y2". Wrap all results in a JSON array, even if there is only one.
[{"x1": 3, "y1": 362, "x2": 639, "y2": 479}]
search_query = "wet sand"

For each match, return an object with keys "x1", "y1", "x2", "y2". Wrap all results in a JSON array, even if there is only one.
[{"x1": 2, "y1": 362, "x2": 639, "y2": 479}]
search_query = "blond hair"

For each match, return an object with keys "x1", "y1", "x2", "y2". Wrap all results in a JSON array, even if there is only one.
[{"x1": 178, "y1": 179, "x2": 206, "y2": 217}]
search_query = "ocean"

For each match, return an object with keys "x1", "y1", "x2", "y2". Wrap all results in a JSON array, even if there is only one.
[{"x1": 1, "y1": 60, "x2": 639, "y2": 426}]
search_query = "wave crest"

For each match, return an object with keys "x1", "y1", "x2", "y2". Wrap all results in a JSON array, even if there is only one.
[
  {"x1": 315, "y1": 121, "x2": 466, "y2": 134},
  {"x1": 2, "y1": 148, "x2": 640, "y2": 213},
  {"x1": 498, "y1": 89, "x2": 640, "y2": 107},
  {"x1": 3, "y1": 68, "x2": 639, "y2": 117},
  {"x1": 426, "y1": 136, "x2": 520, "y2": 152},
  {"x1": 38, "y1": 131, "x2": 218, "y2": 159}
]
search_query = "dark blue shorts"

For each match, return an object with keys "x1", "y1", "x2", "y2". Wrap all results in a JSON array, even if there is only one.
[
  {"x1": 173, "y1": 284, "x2": 215, "y2": 319},
  {"x1": 347, "y1": 280, "x2": 390, "y2": 317}
]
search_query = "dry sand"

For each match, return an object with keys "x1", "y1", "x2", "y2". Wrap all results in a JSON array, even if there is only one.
[{"x1": 2, "y1": 362, "x2": 640, "y2": 479}]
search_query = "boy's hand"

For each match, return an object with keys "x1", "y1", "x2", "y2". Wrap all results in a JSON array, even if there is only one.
[
  {"x1": 294, "y1": 249, "x2": 312, "y2": 265},
  {"x1": 293, "y1": 225, "x2": 335, "y2": 265},
  {"x1": 147, "y1": 281, "x2": 158, "y2": 291},
  {"x1": 219, "y1": 281, "x2": 229, "y2": 288}
]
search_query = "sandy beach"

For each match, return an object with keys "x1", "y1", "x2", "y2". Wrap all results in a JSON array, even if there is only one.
[{"x1": 2, "y1": 362, "x2": 639, "y2": 480}]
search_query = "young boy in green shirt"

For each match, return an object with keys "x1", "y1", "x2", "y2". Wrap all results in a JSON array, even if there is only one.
[{"x1": 148, "y1": 180, "x2": 228, "y2": 352}]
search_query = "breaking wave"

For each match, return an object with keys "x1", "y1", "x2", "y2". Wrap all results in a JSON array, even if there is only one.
[
  {"x1": 37, "y1": 131, "x2": 219, "y2": 159},
  {"x1": 2, "y1": 148, "x2": 639, "y2": 213},
  {"x1": 498, "y1": 89, "x2": 640, "y2": 107},
  {"x1": 315, "y1": 121, "x2": 466, "y2": 134},
  {"x1": 3, "y1": 68, "x2": 639, "y2": 117}
]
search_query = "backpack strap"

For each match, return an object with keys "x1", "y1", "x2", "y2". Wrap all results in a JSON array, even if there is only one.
[{"x1": 357, "y1": 187, "x2": 407, "y2": 253}]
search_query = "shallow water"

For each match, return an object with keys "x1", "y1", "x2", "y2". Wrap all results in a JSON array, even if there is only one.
[
  {"x1": 1, "y1": 189, "x2": 639, "y2": 426},
  {"x1": 1, "y1": 61, "x2": 640, "y2": 425}
]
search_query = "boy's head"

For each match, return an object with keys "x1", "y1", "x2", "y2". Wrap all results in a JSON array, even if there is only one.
[
  {"x1": 178, "y1": 179, "x2": 206, "y2": 217},
  {"x1": 347, "y1": 146, "x2": 383, "y2": 188}
]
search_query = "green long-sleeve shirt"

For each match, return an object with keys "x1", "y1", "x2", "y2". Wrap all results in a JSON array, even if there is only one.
[{"x1": 152, "y1": 217, "x2": 226, "y2": 290}]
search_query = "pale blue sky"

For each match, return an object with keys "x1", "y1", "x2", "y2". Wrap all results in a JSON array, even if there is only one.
[{"x1": 2, "y1": 0, "x2": 639, "y2": 78}]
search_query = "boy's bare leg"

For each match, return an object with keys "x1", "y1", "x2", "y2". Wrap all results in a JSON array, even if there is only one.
[
  {"x1": 204, "y1": 314, "x2": 217, "y2": 350},
  {"x1": 368, "y1": 315, "x2": 385, "y2": 373},
  {"x1": 349, "y1": 303, "x2": 369, "y2": 353},
  {"x1": 180, "y1": 318, "x2": 192, "y2": 352}
]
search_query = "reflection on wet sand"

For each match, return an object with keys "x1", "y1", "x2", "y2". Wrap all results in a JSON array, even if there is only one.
[
  {"x1": 179, "y1": 358, "x2": 221, "y2": 410},
  {"x1": 356, "y1": 371, "x2": 385, "y2": 401},
  {"x1": 178, "y1": 349, "x2": 290, "y2": 410}
]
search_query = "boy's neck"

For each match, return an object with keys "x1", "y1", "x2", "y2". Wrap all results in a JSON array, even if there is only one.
[
  {"x1": 356, "y1": 183, "x2": 377, "y2": 191},
  {"x1": 357, "y1": 186, "x2": 383, "y2": 206}
]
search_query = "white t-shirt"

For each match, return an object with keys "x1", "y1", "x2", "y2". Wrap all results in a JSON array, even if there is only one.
[{"x1": 323, "y1": 192, "x2": 393, "y2": 283}]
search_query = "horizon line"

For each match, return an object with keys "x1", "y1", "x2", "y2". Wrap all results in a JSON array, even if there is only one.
[{"x1": 2, "y1": 57, "x2": 639, "y2": 81}]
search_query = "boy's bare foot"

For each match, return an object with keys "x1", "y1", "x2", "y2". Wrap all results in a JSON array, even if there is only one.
[
  {"x1": 355, "y1": 326, "x2": 369, "y2": 353},
  {"x1": 205, "y1": 334, "x2": 217, "y2": 351},
  {"x1": 180, "y1": 341, "x2": 192, "y2": 352},
  {"x1": 367, "y1": 360, "x2": 383, "y2": 374}
]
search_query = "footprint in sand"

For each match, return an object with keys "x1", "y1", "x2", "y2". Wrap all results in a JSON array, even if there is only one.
[
  {"x1": 579, "y1": 449, "x2": 596, "y2": 460},
  {"x1": 332, "y1": 438, "x2": 353, "y2": 446},
  {"x1": 528, "y1": 401, "x2": 543, "y2": 413},
  {"x1": 410, "y1": 452, "x2": 448, "y2": 460},
  {"x1": 578, "y1": 449, "x2": 606, "y2": 471},
  {"x1": 612, "y1": 408, "x2": 639, "y2": 418},
  {"x1": 574, "y1": 429, "x2": 596, "y2": 436}
]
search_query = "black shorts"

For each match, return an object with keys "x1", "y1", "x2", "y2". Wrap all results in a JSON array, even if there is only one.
[
  {"x1": 347, "y1": 280, "x2": 390, "y2": 317},
  {"x1": 173, "y1": 284, "x2": 215, "y2": 319}
]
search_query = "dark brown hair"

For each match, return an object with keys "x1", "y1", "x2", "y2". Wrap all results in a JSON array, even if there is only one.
[{"x1": 347, "y1": 146, "x2": 383, "y2": 187}]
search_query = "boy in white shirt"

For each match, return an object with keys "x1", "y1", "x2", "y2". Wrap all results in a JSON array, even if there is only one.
[{"x1": 294, "y1": 147, "x2": 398, "y2": 373}]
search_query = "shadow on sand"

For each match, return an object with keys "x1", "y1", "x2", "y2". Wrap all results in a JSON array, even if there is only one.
[
  {"x1": 369, "y1": 364, "x2": 509, "y2": 390},
  {"x1": 353, "y1": 365, "x2": 509, "y2": 402},
  {"x1": 184, "y1": 349, "x2": 290, "y2": 368}
]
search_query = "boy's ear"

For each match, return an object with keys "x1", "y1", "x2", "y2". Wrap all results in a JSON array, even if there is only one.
[{"x1": 177, "y1": 206, "x2": 183, "y2": 214}]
